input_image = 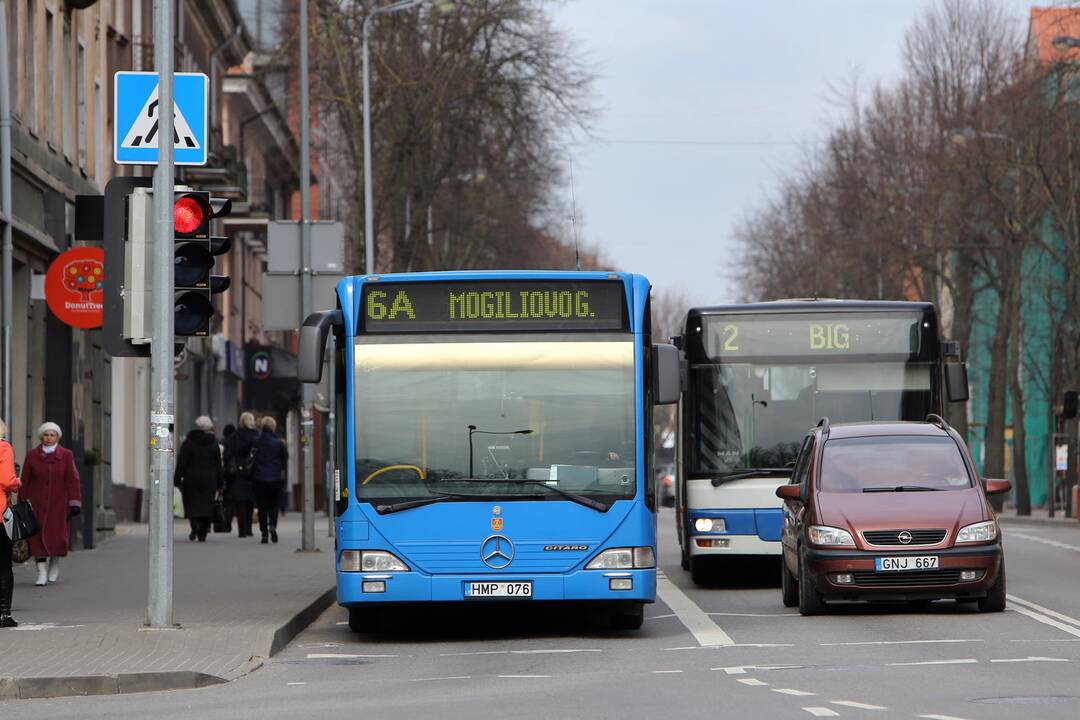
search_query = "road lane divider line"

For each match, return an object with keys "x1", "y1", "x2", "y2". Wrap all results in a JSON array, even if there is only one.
[
  {"x1": 1007, "y1": 606, "x2": 1080, "y2": 640},
  {"x1": 287, "y1": 682, "x2": 307, "y2": 686},
  {"x1": 652, "y1": 670, "x2": 684, "y2": 674},
  {"x1": 802, "y1": 707, "x2": 840, "y2": 717},
  {"x1": 886, "y1": 659, "x2": 977, "y2": 666},
  {"x1": 831, "y1": 700, "x2": 887, "y2": 710},
  {"x1": 497, "y1": 675, "x2": 551, "y2": 679},
  {"x1": 410, "y1": 676, "x2": 472, "y2": 682},
  {"x1": 716, "y1": 664, "x2": 808, "y2": 675},
  {"x1": 737, "y1": 678, "x2": 768, "y2": 686},
  {"x1": 707, "y1": 612, "x2": 800, "y2": 618},
  {"x1": 1007, "y1": 531, "x2": 1080, "y2": 553},
  {"x1": 440, "y1": 650, "x2": 510, "y2": 657},
  {"x1": 656, "y1": 576, "x2": 735, "y2": 647},
  {"x1": 1008, "y1": 594, "x2": 1080, "y2": 630},
  {"x1": 509, "y1": 649, "x2": 602, "y2": 655},
  {"x1": 989, "y1": 656, "x2": 1069, "y2": 663},
  {"x1": 820, "y1": 639, "x2": 979, "y2": 647},
  {"x1": 917, "y1": 715, "x2": 970, "y2": 720},
  {"x1": 305, "y1": 653, "x2": 399, "y2": 659},
  {"x1": 773, "y1": 688, "x2": 816, "y2": 696}
]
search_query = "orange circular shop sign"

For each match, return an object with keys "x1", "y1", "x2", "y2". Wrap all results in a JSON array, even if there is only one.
[{"x1": 45, "y1": 246, "x2": 105, "y2": 328}]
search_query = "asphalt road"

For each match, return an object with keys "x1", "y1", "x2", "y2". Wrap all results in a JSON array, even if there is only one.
[{"x1": 6, "y1": 509, "x2": 1080, "y2": 719}]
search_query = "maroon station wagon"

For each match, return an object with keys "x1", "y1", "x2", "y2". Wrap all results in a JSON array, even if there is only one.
[{"x1": 776, "y1": 416, "x2": 1011, "y2": 615}]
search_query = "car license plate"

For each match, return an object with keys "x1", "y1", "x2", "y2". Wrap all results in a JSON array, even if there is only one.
[
  {"x1": 875, "y1": 556, "x2": 939, "y2": 572},
  {"x1": 465, "y1": 581, "x2": 533, "y2": 598}
]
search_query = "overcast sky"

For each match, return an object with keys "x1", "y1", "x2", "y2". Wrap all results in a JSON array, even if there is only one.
[{"x1": 551, "y1": 0, "x2": 1036, "y2": 308}]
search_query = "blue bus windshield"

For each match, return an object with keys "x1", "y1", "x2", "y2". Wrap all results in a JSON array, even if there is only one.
[{"x1": 354, "y1": 335, "x2": 637, "y2": 503}]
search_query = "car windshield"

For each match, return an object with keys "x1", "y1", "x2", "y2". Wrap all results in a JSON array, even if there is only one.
[
  {"x1": 688, "y1": 362, "x2": 934, "y2": 475},
  {"x1": 354, "y1": 336, "x2": 637, "y2": 504},
  {"x1": 819, "y1": 435, "x2": 972, "y2": 492}
]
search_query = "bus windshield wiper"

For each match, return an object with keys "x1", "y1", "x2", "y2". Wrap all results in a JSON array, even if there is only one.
[
  {"x1": 374, "y1": 491, "x2": 479, "y2": 514},
  {"x1": 440, "y1": 477, "x2": 611, "y2": 512},
  {"x1": 862, "y1": 485, "x2": 943, "y2": 493},
  {"x1": 712, "y1": 467, "x2": 793, "y2": 486}
]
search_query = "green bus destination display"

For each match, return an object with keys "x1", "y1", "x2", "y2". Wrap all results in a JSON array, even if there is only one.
[
  {"x1": 360, "y1": 280, "x2": 627, "y2": 333},
  {"x1": 704, "y1": 313, "x2": 921, "y2": 358}
]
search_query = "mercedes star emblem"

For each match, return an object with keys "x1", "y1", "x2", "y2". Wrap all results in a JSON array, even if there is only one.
[{"x1": 480, "y1": 535, "x2": 514, "y2": 569}]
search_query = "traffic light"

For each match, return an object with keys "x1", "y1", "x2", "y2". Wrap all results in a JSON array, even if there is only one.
[{"x1": 172, "y1": 191, "x2": 232, "y2": 337}]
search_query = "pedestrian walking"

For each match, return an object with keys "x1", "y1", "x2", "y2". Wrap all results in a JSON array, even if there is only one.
[
  {"x1": 223, "y1": 412, "x2": 259, "y2": 538},
  {"x1": 174, "y1": 416, "x2": 223, "y2": 542},
  {"x1": 253, "y1": 416, "x2": 287, "y2": 544},
  {"x1": 19, "y1": 422, "x2": 81, "y2": 586},
  {"x1": 0, "y1": 418, "x2": 22, "y2": 626}
]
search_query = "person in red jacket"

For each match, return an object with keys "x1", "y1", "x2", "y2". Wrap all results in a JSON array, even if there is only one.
[
  {"x1": 1, "y1": 417, "x2": 23, "y2": 626},
  {"x1": 20, "y1": 421, "x2": 81, "y2": 586}
]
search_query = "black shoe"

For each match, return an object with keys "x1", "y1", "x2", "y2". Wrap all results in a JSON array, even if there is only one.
[
  {"x1": 270, "y1": 529, "x2": 278, "y2": 544},
  {"x1": 0, "y1": 615, "x2": 18, "y2": 628},
  {"x1": 197, "y1": 535, "x2": 207, "y2": 542},
  {"x1": 189, "y1": 530, "x2": 197, "y2": 541},
  {"x1": 261, "y1": 534, "x2": 268, "y2": 544}
]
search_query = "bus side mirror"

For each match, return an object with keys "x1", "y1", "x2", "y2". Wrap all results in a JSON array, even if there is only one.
[
  {"x1": 1063, "y1": 390, "x2": 1078, "y2": 420},
  {"x1": 945, "y1": 362, "x2": 969, "y2": 403},
  {"x1": 653, "y1": 343, "x2": 680, "y2": 405},
  {"x1": 298, "y1": 310, "x2": 343, "y2": 383}
]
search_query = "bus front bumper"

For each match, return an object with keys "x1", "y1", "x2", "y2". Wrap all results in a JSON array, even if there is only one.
[{"x1": 337, "y1": 567, "x2": 657, "y2": 605}]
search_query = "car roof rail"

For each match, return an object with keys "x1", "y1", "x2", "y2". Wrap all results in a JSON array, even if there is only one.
[
  {"x1": 817, "y1": 416, "x2": 831, "y2": 438},
  {"x1": 925, "y1": 413, "x2": 948, "y2": 429}
]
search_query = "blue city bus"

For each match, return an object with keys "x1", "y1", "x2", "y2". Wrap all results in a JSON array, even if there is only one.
[
  {"x1": 299, "y1": 271, "x2": 679, "y2": 630},
  {"x1": 674, "y1": 300, "x2": 969, "y2": 584}
]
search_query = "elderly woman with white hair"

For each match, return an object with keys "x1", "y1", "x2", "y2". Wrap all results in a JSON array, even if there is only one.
[
  {"x1": 20, "y1": 421, "x2": 81, "y2": 586},
  {"x1": 174, "y1": 416, "x2": 223, "y2": 542}
]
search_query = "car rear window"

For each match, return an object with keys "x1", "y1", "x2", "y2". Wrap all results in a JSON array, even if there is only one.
[{"x1": 819, "y1": 435, "x2": 972, "y2": 492}]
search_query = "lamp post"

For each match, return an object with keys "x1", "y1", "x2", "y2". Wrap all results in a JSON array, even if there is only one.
[
  {"x1": 467, "y1": 425, "x2": 533, "y2": 478},
  {"x1": 362, "y1": 0, "x2": 457, "y2": 274}
]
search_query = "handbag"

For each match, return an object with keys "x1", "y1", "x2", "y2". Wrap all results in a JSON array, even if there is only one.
[
  {"x1": 6, "y1": 499, "x2": 40, "y2": 542},
  {"x1": 11, "y1": 539, "x2": 30, "y2": 564},
  {"x1": 212, "y1": 498, "x2": 230, "y2": 533},
  {"x1": 226, "y1": 446, "x2": 257, "y2": 478}
]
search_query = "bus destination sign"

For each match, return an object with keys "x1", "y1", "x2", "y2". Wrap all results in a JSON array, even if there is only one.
[
  {"x1": 360, "y1": 280, "x2": 627, "y2": 333},
  {"x1": 703, "y1": 314, "x2": 921, "y2": 359}
]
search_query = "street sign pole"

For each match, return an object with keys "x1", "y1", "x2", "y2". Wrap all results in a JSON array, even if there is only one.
[
  {"x1": 299, "y1": 0, "x2": 316, "y2": 553},
  {"x1": 148, "y1": 0, "x2": 176, "y2": 627}
]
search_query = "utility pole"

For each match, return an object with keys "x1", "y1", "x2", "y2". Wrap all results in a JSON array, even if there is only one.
[
  {"x1": 148, "y1": 0, "x2": 176, "y2": 627},
  {"x1": 299, "y1": 0, "x2": 316, "y2": 552}
]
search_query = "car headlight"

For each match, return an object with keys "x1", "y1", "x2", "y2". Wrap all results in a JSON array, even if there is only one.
[
  {"x1": 586, "y1": 547, "x2": 655, "y2": 569},
  {"x1": 808, "y1": 525, "x2": 855, "y2": 547},
  {"x1": 694, "y1": 517, "x2": 727, "y2": 533},
  {"x1": 340, "y1": 550, "x2": 410, "y2": 572},
  {"x1": 956, "y1": 520, "x2": 998, "y2": 544}
]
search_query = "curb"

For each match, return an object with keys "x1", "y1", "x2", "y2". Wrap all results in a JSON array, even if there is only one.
[
  {"x1": 999, "y1": 515, "x2": 1079, "y2": 528},
  {"x1": 1, "y1": 586, "x2": 336, "y2": 701}
]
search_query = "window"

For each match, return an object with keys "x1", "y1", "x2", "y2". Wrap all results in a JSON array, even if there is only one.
[
  {"x1": 77, "y1": 43, "x2": 87, "y2": 169},
  {"x1": 44, "y1": 9, "x2": 54, "y2": 143},
  {"x1": 819, "y1": 436, "x2": 972, "y2": 493},
  {"x1": 23, "y1": 0, "x2": 35, "y2": 131}
]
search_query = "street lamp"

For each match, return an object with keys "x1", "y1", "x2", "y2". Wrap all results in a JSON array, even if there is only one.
[
  {"x1": 467, "y1": 425, "x2": 534, "y2": 478},
  {"x1": 362, "y1": 0, "x2": 458, "y2": 275}
]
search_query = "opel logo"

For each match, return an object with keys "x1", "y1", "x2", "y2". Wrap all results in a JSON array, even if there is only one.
[
  {"x1": 898, "y1": 531, "x2": 913, "y2": 545},
  {"x1": 481, "y1": 535, "x2": 514, "y2": 569}
]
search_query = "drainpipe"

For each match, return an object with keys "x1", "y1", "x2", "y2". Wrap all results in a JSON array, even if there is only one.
[
  {"x1": 132, "y1": 0, "x2": 143, "y2": 71},
  {"x1": 210, "y1": 24, "x2": 243, "y2": 141},
  {"x1": 1, "y1": 0, "x2": 14, "y2": 426}
]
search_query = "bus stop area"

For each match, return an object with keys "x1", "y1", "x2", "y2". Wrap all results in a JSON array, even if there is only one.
[{"x1": 0, "y1": 516, "x2": 334, "y2": 700}]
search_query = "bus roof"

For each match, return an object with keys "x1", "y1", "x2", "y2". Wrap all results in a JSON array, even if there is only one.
[{"x1": 688, "y1": 299, "x2": 936, "y2": 317}]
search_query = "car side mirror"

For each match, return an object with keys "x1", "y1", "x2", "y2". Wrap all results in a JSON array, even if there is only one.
[
  {"x1": 983, "y1": 478, "x2": 1012, "y2": 496},
  {"x1": 776, "y1": 484, "x2": 802, "y2": 501}
]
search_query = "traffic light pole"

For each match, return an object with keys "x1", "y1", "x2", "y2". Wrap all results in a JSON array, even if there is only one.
[
  {"x1": 299, "y1": 0, "x2": 316, "y2": 553},
  {"x1": 148, "y1": 0, "x2": 176, "y2": 627}
]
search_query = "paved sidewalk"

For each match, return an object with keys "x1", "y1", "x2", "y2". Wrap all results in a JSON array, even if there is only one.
[
  {"x1": 0, "y1": 514, "x2": 335, "y2": 699},
  {"x1": 998, "y1": 506, "x2": 1079, "y2": 527}
]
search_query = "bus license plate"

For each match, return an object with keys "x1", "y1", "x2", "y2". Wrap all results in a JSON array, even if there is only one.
[
  {"x1": 875, "y1": 556, "x2": 939, "y2": 572},
  {"x1": 466, "y1": 581, "x2": 533, "y2": 598}
]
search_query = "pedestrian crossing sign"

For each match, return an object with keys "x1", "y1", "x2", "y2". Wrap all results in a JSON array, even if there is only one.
[{"x1": 113, "y1": 72, "x2": 208, "y2": 166}]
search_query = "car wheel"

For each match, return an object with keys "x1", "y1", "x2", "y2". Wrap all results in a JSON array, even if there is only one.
[
  {"x1": 798, "y1": 549, "x2": 827, "y2": 616},
  {"x1": 611, "y1": 603, "x2": 645, "y2": 630},
  {"x1": 781, "y1": 553, "x2": 799, "y2": 608},
  {"x1": 690, "y1": 556, "x2": 711, "y2": 585},
  {"x1": 978, "y1": 561, "x2": 1007, "y2": 613},
  {"x1": 348, "y1": 606, "x2": 379, "y2": 633}
]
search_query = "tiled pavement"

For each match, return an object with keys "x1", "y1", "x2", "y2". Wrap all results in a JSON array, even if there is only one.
[{"x1": 0, "y1": 514, "x2": 335, "y2": 698}]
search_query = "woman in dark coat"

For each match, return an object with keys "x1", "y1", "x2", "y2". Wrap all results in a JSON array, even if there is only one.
[
  {"x1": 20, "y1": 421, "x2": 81, "y2": 586},
  {"x1": 223, "y1": 412, "x2": 260, "y2": 538},
  {"x1": 174, "y1": 416, "x2": 223, "y2": 542},
  {"x1": 253, "y1": 416, "x2": 287, "y2": 544}
]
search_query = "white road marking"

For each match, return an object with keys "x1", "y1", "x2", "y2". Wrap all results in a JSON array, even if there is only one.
[
  {"x1": 510, "y1": 649, "x2": 602, "y2": 655},
  {"x1": 917, "y1": 715, "x2": 970, "y2": 720},
  {"x1": 440, "y1": 650, "x2": 510, "y2": 657},
  {"x1": 335, "y1": 621, "x2": 349, "y2": 626},
  {"x1": 410, "y1": 676, "x2": 473, "y2": 682},
  {"x1": 656, "y1": 576, "x2": 735, "y2": 647},
  {"x1": 497, "y1": 675, "x2": 551, "y2": 679},
  {"x1": 1007, "y1": 531, "x2": 1080, "y2": 553},
  {"x1": 305, "y1": 653, "x2": 398, "y2": 659},
  {"x1": 652, "y1": 670, "x2": 684, "y2": 674},
  {"x1": 989, "y1": 656, "x2": 1069, "y2": 663},
  {"x1": 886, "y1": 659, "x2": 978, "y2": 667},
  {"x1": 707, "y1": 612, "x2": 800, "y2": 618},
  {"x1": 1009, "y1": 606, "x2": 1080, "y2": 640},
  {"x1": 773, "y1": 688, "x2": 817, "y2": 696},
  {"x1": 287, "y1": 682, "x2": 307, "y2": 686},
  {"x1": 803, "y1": 707, "x2": 840, "y2": 717},
  {"x1": 820, "y1": 639, "x2": 979, "y2": 647},
  {"x1": 1008, "y1": 595, "x2": 1080, "y2": 631},
  {"x1": 648, "y1": 613, "x2": 677, "y2": 620},
  {"x1": 717, "y1": 664, "x2": 808, "y2": 675},
  {"x1": 737, "y1": 678, "x2": 768, "y2": 686},
  {"x1": 666, "y1": 643, "x2": 792, "y2": 651},
  {"x1": 9, "y1": 622, "x2": 85, "y2": 631},
  {"x1": 831, "y1": 700, "x2": 887, "y2": 710}
]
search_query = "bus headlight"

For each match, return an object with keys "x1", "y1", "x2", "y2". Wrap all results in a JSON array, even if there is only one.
[
  {"x1": 586, "y1": 547, "x2": 655, "y2": 570},
  {"x1": 694, "y1": 517, "x2": 726, "y2": 533},
  {"x1": 956, "y1": 520, "x2": 997, "y2": 544},
  {"x1": 340, "y1": 550, "x2": 410, "y2": 572}
]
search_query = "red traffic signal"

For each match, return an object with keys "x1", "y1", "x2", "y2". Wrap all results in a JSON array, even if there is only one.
[{"x1": 174, "y1": 195, "x2": 206, "y2": 236}]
